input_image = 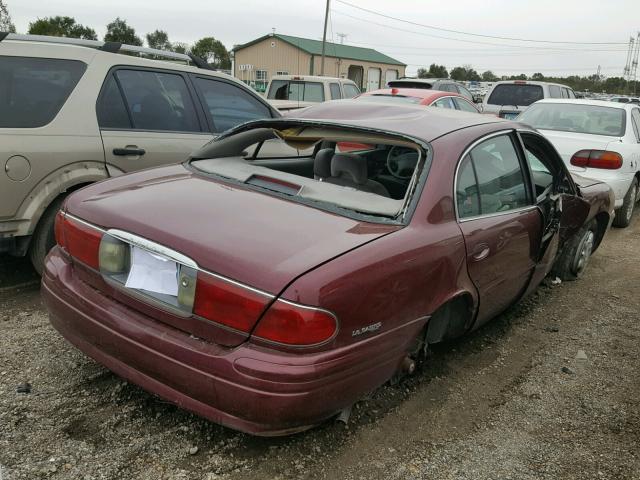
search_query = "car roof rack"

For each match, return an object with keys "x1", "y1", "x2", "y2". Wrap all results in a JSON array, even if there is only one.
[{"x1": 0, "y1": 32, "x2": 211, "y2": 69}]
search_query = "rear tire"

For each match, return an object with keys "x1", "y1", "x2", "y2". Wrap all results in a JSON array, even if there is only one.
[
  {"x1": 612, "y1": 178, "x2": 638, "y2": 228},
  {"x1": 29, "y1": 196, "x2": 65, "y2": 275},
  {"x1": 551, "y1": 219, "x2": 598, "y2": 281}
]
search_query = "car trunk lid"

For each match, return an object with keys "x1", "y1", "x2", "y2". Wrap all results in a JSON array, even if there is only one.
[
  {"x1": 538, "y1": 129, "x2": 621, "y2": 172},
  {"x1": 63, "y1": 164, "x2": 400, "y2": 346}
]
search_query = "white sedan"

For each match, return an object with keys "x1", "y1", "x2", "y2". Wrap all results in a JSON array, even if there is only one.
[{"x1": 518, "y1": 99, "x2": 640, "y2": 227}]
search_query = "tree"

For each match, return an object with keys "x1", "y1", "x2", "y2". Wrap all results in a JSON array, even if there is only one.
[
  {"x1": 509, "y1": 73, "x2": 528, "y2": 80},
  {"x1": 104, "y1": 18, "x2": 142, "y2": 46},
  {"x1": 450, "y1": 65, "x2": 480, "y2": 82},
  {"x1": 530, "y1": 72, "x2": 545, "y2": 81},
  {"x1": 416, "y1": 67, "x2": 429, "y2": 79},
  {"x1": 172, "y1": 42, "x2": 189, "y2": 54},
  {"x1": 481, "y1": 70, "x2": 498, "y2": 82},
  {"x1": 146, "y1": 29, "x2": 171, "y2": 50},
  {"x1": 427, "y1": 63, "x2": 448, "y2": 78},
  {"x1": 0, "y1": 0, "x2": 16, "y2": 33},
  {"x1": 191, "y1": 37, "x2": 230, "y2": 69},
  {"x1": 28, "y1": 16, "x2": 97, "y2": 39}
]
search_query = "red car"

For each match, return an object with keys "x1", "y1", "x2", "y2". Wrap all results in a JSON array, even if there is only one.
[
  {"x1": 356, "y1": 87, "x2": 480, "y2": 113},
  {"x1": 42, "y1": 101, "x2": 613, "y2": 436}
]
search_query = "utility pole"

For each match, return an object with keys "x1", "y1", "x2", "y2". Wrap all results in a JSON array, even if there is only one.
[
  {"x1": 320, "y1": 0, "x2": 330, "y2": 76},
  {"x1": 623, "y1": 36, "x2": 634, "y2": 94},
  {"x1": 337, "y1": 33, "x2": 347, "y2": 44},
  {"x1": 632, "y1": 32, "x2": 640, "y2": 95}
]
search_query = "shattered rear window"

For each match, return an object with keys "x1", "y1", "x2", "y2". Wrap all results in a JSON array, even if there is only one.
[{"x1": 190, "y1": 124, "x2": 430, "y2": 222}]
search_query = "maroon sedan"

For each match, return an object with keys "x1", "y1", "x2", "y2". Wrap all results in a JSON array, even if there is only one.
[
  {"x1": 356, "y1": 87, "x2": 480, "y2": 113},
  {"x1": 42, "y1": 102, "x2": 613, "y2": 436}
]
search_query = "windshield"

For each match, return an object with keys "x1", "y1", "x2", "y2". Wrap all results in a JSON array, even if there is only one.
[
  {"x1": 190, "y1": 125, "x2": 429, "y2": 221},
  {"x1": 487, "y1": 84, "x2": 543, "y2": 107},
  {"x1": 358, "y1": 95, "x2": 423, "y2": 104},
  {"x1": 519, "y1": 103, "x2": 626, "y2": 137}
]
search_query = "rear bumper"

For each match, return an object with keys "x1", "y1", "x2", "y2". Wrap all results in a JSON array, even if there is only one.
[
  {"x1": 569, "y1": 168, "x2": 634, "y2": 208},
  {"x1": 42, "y1": 247, "x2": 421, "y2": 435}
]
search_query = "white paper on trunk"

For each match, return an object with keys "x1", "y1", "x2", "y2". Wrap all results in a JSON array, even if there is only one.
[{"x1": 125, "y1": 246, "x2": 179, "y2": 296}]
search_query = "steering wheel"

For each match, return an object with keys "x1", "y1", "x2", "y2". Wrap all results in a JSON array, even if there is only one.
[{"x1": 386, "y1": 146, "x2": 419, "y2": 179}]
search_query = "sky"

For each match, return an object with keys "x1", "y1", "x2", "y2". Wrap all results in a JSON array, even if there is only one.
[{"x1": 6, "y1": 0, "x2": 640, "y2": 78}]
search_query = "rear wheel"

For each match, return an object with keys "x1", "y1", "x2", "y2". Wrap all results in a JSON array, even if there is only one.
[
  {"x1": 552, "y1": 219, "x2": 598, "y2": 281},
  {"x1": 612, "y1": 178, "x2": 638, "y2": 228},
  {"x1": 29, "y1": 196, "x2": 65, "y2": 275}
]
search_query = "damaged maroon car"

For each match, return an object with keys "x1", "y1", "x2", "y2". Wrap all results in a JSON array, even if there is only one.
[{"x1": 42, "y1": 101, "x2": 613, "y2": 435}]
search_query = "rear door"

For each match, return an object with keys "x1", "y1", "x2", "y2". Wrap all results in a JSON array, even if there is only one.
[
  {"x1": 97, "y1": 68, "x2": 213, "y2": 174},
  {"x1": 456, "y1": 132, "x2": 542, "y2": 324},
  {"x1": 191, "y1": 76, "x2": 274, "y2": 133}
]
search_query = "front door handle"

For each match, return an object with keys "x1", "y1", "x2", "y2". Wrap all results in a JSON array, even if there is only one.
[
  {"x1": 113, "y1": 147, "x2": 146, "y2": 156},
  {"x1": 471, "y1": 243, "x2": 490, "y2": 261}
]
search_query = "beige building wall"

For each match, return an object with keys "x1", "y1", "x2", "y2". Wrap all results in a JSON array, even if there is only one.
[
  {"x1": 233, "y1": 37, "x2": 312, "y2": 84},
  {"x1": 311, "y1": 57, "x2": 406, "y2": 91},
  {"x1": 234, "y1": 36, "x2": 406, "y2": 92}
]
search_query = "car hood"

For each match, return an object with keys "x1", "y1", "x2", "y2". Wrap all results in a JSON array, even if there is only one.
[{"x1": 64, "y1": 164, "x2": 399, "y2": 295}]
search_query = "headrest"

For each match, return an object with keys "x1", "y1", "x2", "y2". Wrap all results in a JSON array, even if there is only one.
[
  {"x1": 314, "y1": 148, "x2": 334, "y2": 178},
  {"x1": 331, "y1": 153, "x2": 368, "y2": 185}
]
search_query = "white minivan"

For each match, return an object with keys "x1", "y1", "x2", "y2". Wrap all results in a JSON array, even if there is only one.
[
  {"x1": 518, "y1": 99, "x2": 640, "y2": 227},
  {"x1": 482, "y1": 80, "x2": 576, "y2": 119}
]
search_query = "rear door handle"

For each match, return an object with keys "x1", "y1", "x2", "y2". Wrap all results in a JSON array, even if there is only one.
[
  {"x1": 472, "y1": 243, "x2": 490, "y2": 261},
  {"x1": 113, "y1": 147, "x2": 146, "y2": 156}
]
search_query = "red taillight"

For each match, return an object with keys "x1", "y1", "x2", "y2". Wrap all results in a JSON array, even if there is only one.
[
  {"x1": 57, "y1": 214, "x2": 103, "y2": 269},
  {"x1": 252, "y1": 299, "x2": 338, "y2": 346},
  {"x1": 54, "y1": 211, "x2": 66, "y2": 250},
  {"x1": 193, "y1": 271, "x2": 271, "y2": 332},
  {"x1": 570, "y1": 150, "x2": 623, "y2": 170}
]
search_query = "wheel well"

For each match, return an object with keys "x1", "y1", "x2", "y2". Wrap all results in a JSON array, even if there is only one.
[{"x1": 425, "y1": 293, "x2": 475, "y2": 344}]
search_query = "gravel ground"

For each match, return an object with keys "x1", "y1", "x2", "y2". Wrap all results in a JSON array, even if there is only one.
[{"x1": 1, "y1": 215, "x2": 639, "y2": 480}]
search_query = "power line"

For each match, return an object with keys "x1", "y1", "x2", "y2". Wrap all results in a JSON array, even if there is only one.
[
  {"x1": 331, "y1": 10, "x2": 628, "y2": 52},
  {"x1": 335, "y1": 0, "x2": 627, "y2": 45},
  {"x1": 341, "y1": 38, "x2": 628, "y2": 53}
]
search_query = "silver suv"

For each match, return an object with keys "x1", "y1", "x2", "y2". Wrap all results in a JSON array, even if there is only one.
[{"x1": 0, "y1": 33, "x2": 279, "y2": 272}]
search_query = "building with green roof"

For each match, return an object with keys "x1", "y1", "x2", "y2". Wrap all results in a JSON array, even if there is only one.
[{"x1": 233, "y1": 33, "x2": 406, "y2": 92}]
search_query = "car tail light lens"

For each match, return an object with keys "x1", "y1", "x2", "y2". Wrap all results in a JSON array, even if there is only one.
[
  {"x1": 252, "y1": 300, "x2": 338, "y2": 346},
  {"x1": 99, "y1": 235, "x2": 130, "y2": 274},
  {"x1": 193, "y1": 271, "x2": 271, "y2": 332},
  {"x1": 56, "y1": 213, "x2": 103, "y2": 269},
  {"x1": 570, "y1": 150, "x2": 623, "y2": 169}
]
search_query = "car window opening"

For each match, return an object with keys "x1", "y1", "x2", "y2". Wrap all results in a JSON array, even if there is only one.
[{"x1": 190, "y1": 126, "x2": 428, "y2": 221}]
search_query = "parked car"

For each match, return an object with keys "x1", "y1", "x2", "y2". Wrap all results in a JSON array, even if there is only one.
[
  {"x1": 518, "y1": 99, "x2": 640, "y2": 227},
  {"x1": 609, "y1": 96, "x2": 640, "y2": 105},
  {"x1": 355, "y1": 88, "x2": 479, "y2": 112},
  {"x1": 482, "y1": 80, "x2": 576, "y2": 118},
  {"x1": 265, "y1": 75, "x2": 360, "y2": 111},
  {"x1": 0, "y1": 33, "x2": 279, "y2": 273},
  {"x1": 43, "y1": 101, "x2": 613, "y2": 436},
  {"x1": 386, "y1": 77, "x2": 475, "y2": 103}
]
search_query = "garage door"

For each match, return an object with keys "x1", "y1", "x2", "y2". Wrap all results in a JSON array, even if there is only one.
[
  {"x1": 367, "y1": 68, "x2": 381, "y2": 92},
  {"x1": 385, "y1": 69, "x2": 398, "y2": 86}
]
